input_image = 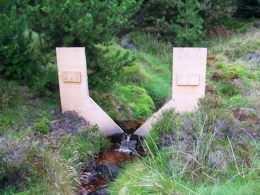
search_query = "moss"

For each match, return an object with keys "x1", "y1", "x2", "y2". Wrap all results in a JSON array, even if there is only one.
[
  {"x1": 226, "y1": 65, "x2": 257, "y2": 80},
  {"x1": 143, "y1": 74, "x2": 171, "y2": 103},
  {"x1": 115, "y1": 84, "x2": 155, "y2": 119},
  {"x1": 212, "y1": 63, "x2": 257, "y2": 81},
  {"x1": 119, "y1": 62, "x2": 149, "y2": 84},
  {"x1": 216, "y1": 62, "x2": 228, "y2": 70}
]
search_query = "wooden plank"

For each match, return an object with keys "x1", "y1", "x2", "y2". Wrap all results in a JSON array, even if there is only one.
[{"x1": 56, "y1": 47, "x2": 123, "y2": 135}]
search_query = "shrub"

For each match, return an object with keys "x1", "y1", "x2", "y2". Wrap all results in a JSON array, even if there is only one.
[
  {"x1": 0, "y1": 6, "x2": 47, "y2": 90},
  {"x1": 88, "y1": 42, "x2": 136, "y2": 90},
  {"x1": 0, "y1": 136, "x2": 40, "y2": 192},
  {"x1": 198, "y1": 93, "x2": 224, "y2": 111},
  {"x1": 24, "y1": 147, "x2": 74, "y2": 194},
  {"x1": 0, "y1": 80, "x2": 33, "y2": 109},
  {"x1": 172, "y1": 0, "x2": 205, "y2": 46},
  {"x1": 20, "y1": 0, "x2": 141, "y2": 51},
  {"x1": 139, "y1": 106, "x2": 259, "y2": 190},
  {"x1": 204, "y1": 25, "x2": 234, "y2": 40},
  {"x1": 130, "y1": 0, "x2": 178, "y2": 40},
  {"x1": 199, "y1": 0, "x2": 236, "y2": 31},
  {"x1": 130, "y1": 0, "x2": 205, "y2": 46},
  {"x1": 130, "y1": 0, "x2": 235, "y2": 45},
  {"x1": 211, "y1": 63, "x2": 256, "y2": 81},
  {"x1": 235, "y1": 0, "x2": 260, "y2": 18}
]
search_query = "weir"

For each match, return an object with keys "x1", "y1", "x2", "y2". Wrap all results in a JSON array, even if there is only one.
[{"x1": 56, "y1": 47, "x2": 207, "y2": 136}]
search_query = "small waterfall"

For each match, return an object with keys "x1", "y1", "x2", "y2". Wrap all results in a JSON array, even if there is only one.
[{"x1": 115, "y1": 133, "x2": 137, "y2": 153}]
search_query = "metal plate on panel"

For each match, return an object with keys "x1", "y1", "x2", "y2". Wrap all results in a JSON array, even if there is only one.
[
  {"x1": 177, "y1": 74, "x2": 199, "y2": 86},
  {"x1": 63, "y1": 71, "x2": 81, "y2": 83}
]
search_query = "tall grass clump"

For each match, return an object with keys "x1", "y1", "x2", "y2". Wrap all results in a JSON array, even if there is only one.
[
  {"x1": 60, "y1": 125, "x2": 111, "y2": 165},
  {"x1": 110, "y1": 94, "x2": 260, "y2": 194}
]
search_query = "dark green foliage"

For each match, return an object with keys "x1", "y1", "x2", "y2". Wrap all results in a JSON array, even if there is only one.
[
  {"x1": 0, "y1": 80, "x2": 33, "y2": 109},
  {"x1": 21, "y1": 0, "x2": 141, "y2": 50},
  {"x1": 0, "y1": 0, "x2": 18, "y2": 14},
  {"x1": 235, "y1": 0, "x2": 260, "y2": 18},
  {"x1": 130, "y1": 0, "x2": 177, "y2": 39},
  {"x1": 0, "y1": 185, "x2": 16, "y2": 195},
  {"x1": 199, "y1": 0, "x2": 236, "y2": 30},
  {"x1": 130, "y1": 0, "x2": 205, "y2": 46},
  {"x1": 131, "y1": 0, "x2": 206, "y2": 45},
  {"x1": 20, "y1": 0, "x2": 141, "y2": 90},
  {"x1": 172, "y1": 0, "x2": 204, "y2": 46},
  {"x1": 88, "y1": 43, "x2": 136, "y2": 90},
  {"x1": 131, "y1": 0, "x2": 235, "y2": 45},
  {"x1": 0, "y1": 6, "x2": 46, "y2": 89}
]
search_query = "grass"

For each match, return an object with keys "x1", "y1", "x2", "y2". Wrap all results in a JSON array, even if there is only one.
[{"x1": 109, "y1": 107, "x2": 260, "y2": 195}]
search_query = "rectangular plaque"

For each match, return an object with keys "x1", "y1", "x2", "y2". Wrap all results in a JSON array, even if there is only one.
[
  {"x1": 62, "y1": 71, "x2": 81, "y2": 83},
  {"x1": 177, "y1": 73, "x2": 200, "y2": 86}
]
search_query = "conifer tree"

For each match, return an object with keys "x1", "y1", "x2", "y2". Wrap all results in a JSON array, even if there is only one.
[
  {"x1": 20, "y1": 0, "x2": 142, "y2": 50},
  {"x1": 172, "y1": 0, "x2": 204, "y2": 46},
  {"x1": 18, "y1": 0, "x2": 142, "y2": 89},
  {"x1": 130, "y1": 0, "x2": 178, "y2": 40},
  {"x1": 199, "y1": 0, "x2": 236, "y2": 30},
  {"x1": 235, "y1": 0, "x2": 260, "y2": 18},
  {"x1": 0, "y1": 5, "x2": 44, "y2": 88}
]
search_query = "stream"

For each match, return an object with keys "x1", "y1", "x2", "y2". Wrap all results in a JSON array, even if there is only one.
[{"x1": 77, "y1": 132, "x2": 145, "y2": 195}]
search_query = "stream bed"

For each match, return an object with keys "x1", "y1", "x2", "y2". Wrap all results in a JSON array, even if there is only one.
[{"x1": 77, "y1": 133, "x2": 145, "y2": 195}]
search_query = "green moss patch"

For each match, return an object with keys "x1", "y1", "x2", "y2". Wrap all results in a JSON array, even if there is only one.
[{"x1": 115, "y1": 84, "x2": 155, "y2": 119}]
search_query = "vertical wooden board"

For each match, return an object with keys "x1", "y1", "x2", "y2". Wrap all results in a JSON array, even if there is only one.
[
  {"x1": 56, "y1": 47, "x2": 89, "y2": 96},
  {"x1": 135, "y1": 47, "x2": 207, "y2": 136},
  {"x1": 172, "y1": 47, "x2": 207, "y2": 112},
  {"x1": 56, "y1": 47, "x2": 123, "y2": 135}
]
